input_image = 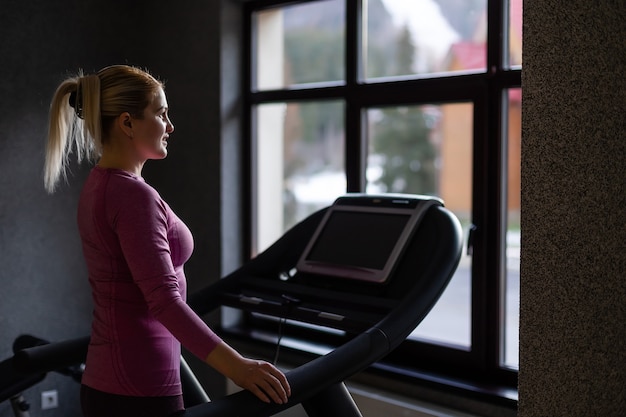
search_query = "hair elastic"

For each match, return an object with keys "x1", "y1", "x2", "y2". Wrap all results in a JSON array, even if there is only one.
[{"x1": 69, "y1": 85, "x2": 84, "y2": 119}]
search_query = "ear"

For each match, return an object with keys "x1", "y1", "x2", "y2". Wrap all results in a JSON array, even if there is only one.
[{"x1": 118, "y1": 112, "x2": 133, "y2": 138}]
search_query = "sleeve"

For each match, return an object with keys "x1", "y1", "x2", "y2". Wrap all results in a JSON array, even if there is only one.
[{"x1": 111, "y1": 182, "x2": 221, "y2": 360}]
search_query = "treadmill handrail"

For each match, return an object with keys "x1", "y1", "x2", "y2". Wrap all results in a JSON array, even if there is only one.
[{"x1": 12, "y1": 336, "x2": 89, "y2": 376}]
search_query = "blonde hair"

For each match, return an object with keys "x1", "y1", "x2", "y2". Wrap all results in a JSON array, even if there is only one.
[{"x1": 44, "y1": 65, "x2": 163, "y2": 193}]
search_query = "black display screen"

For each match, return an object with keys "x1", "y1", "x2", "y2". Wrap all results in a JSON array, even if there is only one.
[{"x1": 305, "y1": 211, "x2": 411, "y2": 270}]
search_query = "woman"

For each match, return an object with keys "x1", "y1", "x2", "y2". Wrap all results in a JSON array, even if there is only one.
[{"x1": 44, "y1": 65, "x2": 290, "y2": 417}]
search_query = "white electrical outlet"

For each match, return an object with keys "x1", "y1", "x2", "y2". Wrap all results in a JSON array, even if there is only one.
[{"x1": 41, "y1": 390, "x2": 58, "y2": 410}]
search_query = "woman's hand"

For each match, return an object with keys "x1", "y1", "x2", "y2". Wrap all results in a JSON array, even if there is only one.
[
  {"x1": 205, "y1": 342, "x2": 291, "y2": 404},
  {"x1": 227, "y1": 356, "x2": 291, "y2": 404}
]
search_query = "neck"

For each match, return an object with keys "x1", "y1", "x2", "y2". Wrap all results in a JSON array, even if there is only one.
[{"x1": 97, "y1": 147, "x2": 144, "y2": 177}]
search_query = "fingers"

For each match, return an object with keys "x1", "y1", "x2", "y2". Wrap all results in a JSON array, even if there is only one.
[
  {"x1": 271, "y1": 365, "x2": 291, "y2": 397},
  {"x1": 244, "y1": 360, "x2": 291, "y2": 404}
]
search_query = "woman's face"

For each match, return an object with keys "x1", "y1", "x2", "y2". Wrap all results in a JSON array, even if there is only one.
[{"x1": 130, "y1": 87, "x2": 174, "y2": 161}]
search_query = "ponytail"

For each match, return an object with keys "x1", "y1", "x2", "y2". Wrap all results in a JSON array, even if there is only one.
[{"x1": 44, "y1": 72, "x2": 101, "y2": 193}]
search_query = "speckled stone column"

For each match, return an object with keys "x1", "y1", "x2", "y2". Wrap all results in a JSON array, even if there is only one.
[{"x1": 519, "y1": 1, "x2": 625, "y2": 416}]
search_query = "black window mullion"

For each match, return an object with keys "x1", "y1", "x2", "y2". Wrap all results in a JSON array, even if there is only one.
[
  {"x1": 487, "y1": 0, "x2": 506, "y2": 72},
  {"x1": 345, "y1": 100, "x2": 364, "y2": 192},
  {"x1": 470, "y1": 84, "x2": 491, "y2": 373},
  {"x1": 472, "y1": 75, "x2": 505, "y2": 379},
  {"x1": 345, "y1": 0, "x2": 360, "y2": 85},
  {"x1": 243, "y1": 2, "x2": 256, "y2": 257},
  {"x1": 345, "y1": 0, "x2": 363, "y2": 192},
  {"x1": 471, "y1": 0, "x2": 502, "y2": 378}
]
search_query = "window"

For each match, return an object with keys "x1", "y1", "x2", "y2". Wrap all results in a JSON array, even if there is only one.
[{"x1": 240, "y1": 0, "x2": 521, "y2": 401}]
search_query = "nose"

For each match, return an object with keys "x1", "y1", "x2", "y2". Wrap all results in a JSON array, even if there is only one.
[{"x1": 166, "y1": 116, "x2": 174, "y2": 133}]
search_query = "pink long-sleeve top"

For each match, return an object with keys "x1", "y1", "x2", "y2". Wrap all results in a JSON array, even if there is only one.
[{"x1": 77, "y1": 166, "x2": 222, "y2": 397}]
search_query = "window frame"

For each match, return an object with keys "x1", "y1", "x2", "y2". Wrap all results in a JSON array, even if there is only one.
[{"x1": 235, "y1": 0, "x2": 520, "y2": 405}]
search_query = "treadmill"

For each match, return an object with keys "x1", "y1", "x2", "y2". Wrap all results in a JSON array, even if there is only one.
[{"x1": 8, "y1": 194, "x2": 463, "y2": 417}]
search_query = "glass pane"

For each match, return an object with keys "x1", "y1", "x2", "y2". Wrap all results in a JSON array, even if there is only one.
[
  {"x1": 366, "y1": 103, "x2": 473, "y2": 348},
  {"x1": 256, "y1": 101, "x2": 345, "y2": 253},
  {"x1": 254, "y1": 0, "x2": 345, "y2": 90},
  {"x1": 365, "y1": 0, "x2": 486, "y2": 80},
  {"x1": 509, "y1": 0, "x2": 523, "y2": 68},
  {"x1": 504, "y1": 88, "x2": 521, "y2": 368}
]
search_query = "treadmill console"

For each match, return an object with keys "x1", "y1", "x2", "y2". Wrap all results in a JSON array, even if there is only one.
[{"x1": 296, "y1": 194, "x2": 442, "y2": 284}]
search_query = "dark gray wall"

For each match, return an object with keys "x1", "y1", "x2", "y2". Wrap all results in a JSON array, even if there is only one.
[
  {"x1": 0, "y1": 1, "x2": 237, "y2": 415},
  {"x1": 520, "y1": 1, "x2": 625, "y2": 416}
]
